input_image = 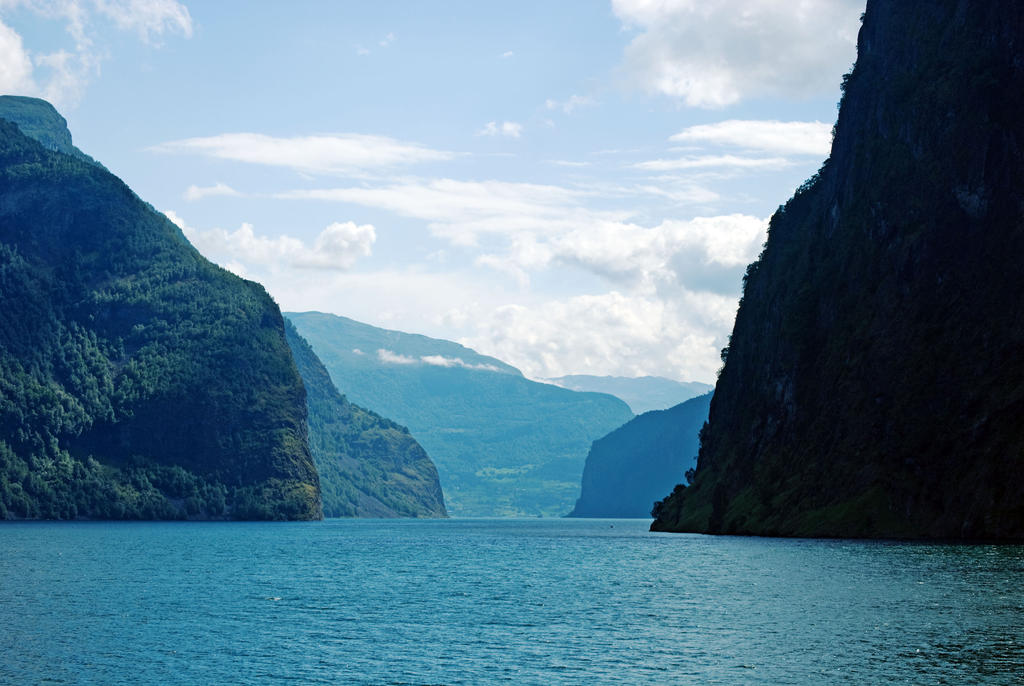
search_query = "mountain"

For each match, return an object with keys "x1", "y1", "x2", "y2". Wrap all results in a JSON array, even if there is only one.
[
  {"x1": 0, "y1": 95, "x2": 102, "y2": 167},
  {"x1": 652, "y1": 0, "x2": 1024, "y2": 539},
  {"x1": 569, "y1": 392, "x2": 711, "y2": 518},
  {"x1": 287, "y1": 311, "x2": 634, "y2": 516},
  {"x1": 284, "y1": 320, "x2": 446, "y2": 518},
  {"x1": 0, "y1": 97, "x2": 321, "y2": 520},
  {"x1": 547, "y1": 375, "x2": 713, "y2": 415}
]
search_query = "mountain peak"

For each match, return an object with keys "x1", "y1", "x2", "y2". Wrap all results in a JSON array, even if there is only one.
[
  {"x1": 0, "y1": 96, "x2": 72, "y2": 150},
  {"x1": 0, "y1": 95, "x2": 99, "y2": 166}
]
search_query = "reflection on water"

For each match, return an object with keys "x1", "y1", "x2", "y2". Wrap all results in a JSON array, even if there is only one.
[{"x1": 1, "y1": 519, "x2": 1022, "y2": 684}]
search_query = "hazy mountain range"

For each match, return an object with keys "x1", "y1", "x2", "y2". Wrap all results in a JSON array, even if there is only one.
[
  {"x1": 547, "y1": 375, "x2": 713, "y2": 415},
  {"x1": 288, "y1": 311, "x2": 634, "y2": 516}
]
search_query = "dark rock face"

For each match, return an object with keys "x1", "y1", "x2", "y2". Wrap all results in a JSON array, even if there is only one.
[
  {"x1": 0, "y1": 98, "x2": 321, "y2": 520},
  {"x1": 653, "y1": 0, "x2": 1024, "y2": 538},
  {"x1": 568, "y1": 393, "x2": 711, "y2": 518},
  {"x1": 285, "y1": 320, "x2": 447, "y2": 518}
]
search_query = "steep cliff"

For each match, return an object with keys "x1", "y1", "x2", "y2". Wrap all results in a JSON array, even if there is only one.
[
  {"x1": 285, "y1": 320, "x2": 446, "y2": 518},
  {"x1": 0, "y1": 97, "x2": 321, "y2": 520},
  {"x1": 569, "y1": 392, "x2": 711, "y2": 518},
  {"x1": 653, "y1": 0, "x2": 1024, "y2": 538}
]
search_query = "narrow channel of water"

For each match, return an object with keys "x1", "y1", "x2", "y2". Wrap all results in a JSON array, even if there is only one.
[{"x1": 1, "y1": 518, "x2": 1021, "y2": 684}]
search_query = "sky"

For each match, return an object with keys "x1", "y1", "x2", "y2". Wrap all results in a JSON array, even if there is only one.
[{"x1": 0, "y1": 0, "x2": 865, "y2": 383}]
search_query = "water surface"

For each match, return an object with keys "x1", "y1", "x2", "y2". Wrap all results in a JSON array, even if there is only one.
[{"x1": 1, "y1": 518, "x2": 1022, "y2": 684}]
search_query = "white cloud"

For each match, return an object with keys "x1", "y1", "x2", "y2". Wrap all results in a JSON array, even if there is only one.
[
  {"x1": 545, "y1": 94, "x2": 596, "y2": 114},
  {"x1": 375, "y1": 350, "x2": 499, "y2": 371},
  {"x1": 167, "y1": 211, "x2": 376, "y2": 272},
  {"x1": 632, "y1": 154, "x2": 792, "y2": 171},
  {"x1": 261, "y1": 268, "x2": 505, "y2": 337},
  {"x1": 501, "y1": 50, "x2": 514, "y2": 58},
  {"x1": 280, "y1": 177, "x2": 761, "y2": 295},
  {"x1": 0, "y1": 0, "x2": 191, "y2": 105},
  {"x1": 465, "y1": 289, "x2": 738, "y2": 382},
  {"x1": 559, "y1": 214, "x2": 764, "y2": 273},
  {"x1": 93, "y1": 0, "x2": 192, "y2": 42},
  {"x1": 173, "y1": 204, "x2": 756, "y2": 384},
  {"x1": 545, "y1": 159, "x2": 590, "y2": 167},
  {"x1": 477, "y1": 121, "x2": 523, "y2": 138},
  {"x1": 378, "y1": 349, "x2": 417, "y2": 365},
  {"x1": 502, "y1": 214, "x2": 767, "y2": 295},
  {"x1": 355, "y1": 44, "x2": 369, "y2": 56},
  {"x1": 612, "y1": 0, "x2": 862, "y2": 107},
  {"x1": 184, "y1": 182, "x2": 241, "y2": 201},
  {"x1": 279, "y1": 178, "x2": 618, "y2": 246},
  {"x1": 297, "y1": 221, "x2": 376, "y2": 269},
  {"x1": 459, "y1": 214, "x2": 767, "y2": 381},
  {"x1": 630, "y1": 181, "x2": 719, "y2": 205},
  {"x1": 0, "y1": 19, "x2": 34, "y2": 93},
  {"x1": 475, "y1": 253, "x2": 532, "y2": 289},
  {"x1": 379, "y1": 32, "x2": 394, "y2": 47},
  {"x1": 420, "y1": 355, "x2": 500, "y2": 372},
  {"x1": 34, "y1": 49, "x2": 90, "y2": 105},
  {"x1": 151, "y1": 133, "x2": 456, "y2": 174},
  {"x1": 265, "y1": 169, "x2": 770, "y2": 384},
  {"x1": 670, "y1": 119, "x2": 833, "y2": 156}
]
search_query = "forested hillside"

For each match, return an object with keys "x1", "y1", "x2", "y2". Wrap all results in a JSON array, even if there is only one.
[
  {"x1": 0, "y1": 97, "x2": 321, "y2": 520},
  {"x1": 285, "y1": 320, "x2": 446, "y2": 518}
]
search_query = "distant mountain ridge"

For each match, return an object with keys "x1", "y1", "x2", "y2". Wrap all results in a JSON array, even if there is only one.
[
  {"x1": 287, "y1": 311, "x2": 633, "y2": 516},
  {"x1": 547, "y1": 375, "x2": 713, "y2": 415},
  {"x1": 569, "y1": 393, "x2": 711, "y2": 518},
  {"x1": 290, "y1": 312, "x2": 520, "y2": 376}
]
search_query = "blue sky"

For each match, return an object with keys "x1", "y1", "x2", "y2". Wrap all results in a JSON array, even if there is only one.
[{"x1": 0, "y1": 0, "x2": 864, "y2": 382}]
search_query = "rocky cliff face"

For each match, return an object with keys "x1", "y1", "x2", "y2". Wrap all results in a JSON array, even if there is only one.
[
  {"x1": 569, "y1": 393, "x2": 710, "y2": 518},
  {"x1": 653, "y1": 0, "x2": 1024, "y2": 538},
  {"x1": 0, "y1": 97, "x2": 321, "y2": 520}
]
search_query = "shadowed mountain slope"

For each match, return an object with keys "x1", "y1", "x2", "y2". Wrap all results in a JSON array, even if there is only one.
[
  {"x1": 570, "y1": 393, "x2": 711, "y2": 518},
  {"x1": 653, "y1": 0, "x2": 1024, "y2": 539}
]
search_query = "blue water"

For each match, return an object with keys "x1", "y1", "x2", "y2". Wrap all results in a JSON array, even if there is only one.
[{"x1": 1, "y1": 519, "x2": 1022, "y2": 685}]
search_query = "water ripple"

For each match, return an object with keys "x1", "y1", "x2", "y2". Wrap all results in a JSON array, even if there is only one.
[{"x1": 1, "y1": 519, "x2": 1022, "y2": 684}]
